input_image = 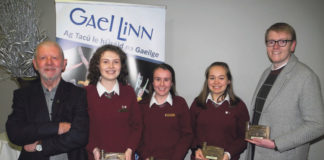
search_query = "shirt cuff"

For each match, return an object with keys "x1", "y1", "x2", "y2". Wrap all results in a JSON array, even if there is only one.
[
  {"x1": 273, "y1": 139, "x2": 278, "y2": 151},
  {"x1": 225, "y1": 151, "x2": 231, "y2": 160}
]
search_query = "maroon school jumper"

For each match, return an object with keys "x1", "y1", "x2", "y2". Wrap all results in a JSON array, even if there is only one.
[
  {"x1": 190, "y1": 99, "x2": 249, "y2": 160},
  {"x1": 137, "y1": 96, "x2": 193, "y2": 160},
  {"x1": 86, "y1": 83, "x2": 142, "y2": 160}
]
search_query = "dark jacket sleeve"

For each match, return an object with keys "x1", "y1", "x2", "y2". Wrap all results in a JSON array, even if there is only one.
[
  {"x1": 41, "y1": 86, "x2": 89, "y2": 156},
  {"x1": 6, "y1": 82, "x2": 89, "y2": 157},
  {"x1": 6, "y1": 88, "x2": 59, "y2": 146}
]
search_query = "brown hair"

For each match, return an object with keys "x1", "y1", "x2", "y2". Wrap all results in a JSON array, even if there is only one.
[
  {"x1": 265, "y1": 22, "x2": 296, "y2": 42},
  {"x1": 87, "y1": 44, "x2": 128, "y2": 85}
]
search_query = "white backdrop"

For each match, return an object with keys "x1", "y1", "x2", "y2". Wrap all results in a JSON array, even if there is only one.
[{"x1": 56, "y1": 1, "x2": 165, "y2": 62}]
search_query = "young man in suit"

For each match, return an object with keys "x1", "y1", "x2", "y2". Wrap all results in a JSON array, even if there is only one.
[
  {"x1": 6, "y1": 41, "x2": 89, "y2": 160},
  {"x1": 246, "y1": 22, "x2": 324, "y2": 160}
]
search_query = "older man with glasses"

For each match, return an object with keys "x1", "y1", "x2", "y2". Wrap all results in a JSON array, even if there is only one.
[{"x1": 245, "y1": 22, "x2": 324, "y2": 160}]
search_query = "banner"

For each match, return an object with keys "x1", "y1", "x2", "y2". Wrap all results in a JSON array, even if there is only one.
[{"x1": 55, "y1": 0, "x2": 166, "y2": 100}]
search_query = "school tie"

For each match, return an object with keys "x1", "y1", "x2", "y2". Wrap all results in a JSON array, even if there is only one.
[
  {"x1": 212, "y1": 101, "x2": 220, "y2": 108},
  {"x1": 157, "y1": 102, "x2": 169, "y2": 108},
  {"x1": 104, "y1": 92, "x2": 114, "y2": 99}
]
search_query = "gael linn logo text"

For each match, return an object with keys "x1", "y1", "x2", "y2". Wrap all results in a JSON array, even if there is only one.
[{"x1": 70, "y1": 8, "x2": 154, "y2": 41}]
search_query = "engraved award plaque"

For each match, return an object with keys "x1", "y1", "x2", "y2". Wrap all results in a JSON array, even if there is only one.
[
  {"x1": 100, "y1": 149, "x2": 125, "y2": 160},
  {"x1": 202, "y1": 142, "x2": 224, "y2": 160},
  {"x1": 245, "y1": 122, "x2": 270, "y2": 139}
]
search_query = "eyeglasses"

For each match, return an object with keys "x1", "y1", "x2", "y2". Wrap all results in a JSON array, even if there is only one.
[{"x1": 265, "y1": 40, "x2": 292, "y2": 47}]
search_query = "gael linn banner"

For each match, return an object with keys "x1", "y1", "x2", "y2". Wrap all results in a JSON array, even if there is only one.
[{"x1": 55, "y1": 0, "x2": 166, "y2": 100}]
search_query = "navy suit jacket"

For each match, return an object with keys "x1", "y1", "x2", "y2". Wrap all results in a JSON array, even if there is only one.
[{"x1": 6, "y1": 79, "x2": 89, "y2": 160}]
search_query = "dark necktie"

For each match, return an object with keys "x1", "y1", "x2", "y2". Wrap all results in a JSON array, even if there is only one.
[
  {"x1": 209, "y1": 99, "x2": 223, "y2": 108},
  {"x1": 212, "y1": 101, "x2": 220, "y2": 108},
  {"x1": 104, "y1": 92, "x2": 114, "y2": 99},
  {"x1": 155, "y1": 102, "x2": 168, "y2": 108}
]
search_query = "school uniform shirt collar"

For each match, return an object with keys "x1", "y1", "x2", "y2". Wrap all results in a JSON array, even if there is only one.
[
  {"x1": 149, "y1": 92, "x2": 173, "y2": 107},
  {"x1": 206, "y1": 93, "x2": 230, "y2": 105},
  {"x1": 96, "y1": 79, "x2": 120, "y2": 97}
]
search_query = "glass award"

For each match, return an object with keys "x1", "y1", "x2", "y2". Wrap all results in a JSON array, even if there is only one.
[
  {"x1": 245, "y1": 122, "x2": 270, "y2": 139},
  {"x1": 202, "y1": 142, "x2": 224, "y2": 160}
]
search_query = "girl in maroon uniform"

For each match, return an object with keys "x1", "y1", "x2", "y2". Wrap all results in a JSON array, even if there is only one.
[
  {"x1": 190, "y1": 62, "x2": 249, "y2": 160},
  {"x1": 137, "y1": 63, "x2": 193, "y2": 160},
  {"x1": 86, "y1": 45, "x2": 142, "y2": 160}
]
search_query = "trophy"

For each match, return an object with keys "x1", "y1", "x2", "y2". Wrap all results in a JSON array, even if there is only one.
[
  {"x1": 100, "y1": 149, "x2": 125, "y2": 160},
  {"x1": 202, "y1": 142, "x2": 224, "y2": 160},
  {"x1": 245, "y1": 122, "x2": 270, "y2": 139}
]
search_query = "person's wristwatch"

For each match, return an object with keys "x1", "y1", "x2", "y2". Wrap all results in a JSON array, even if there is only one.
[{"x1": 36, "y1": 142, "x2": 42, "y2": 152}]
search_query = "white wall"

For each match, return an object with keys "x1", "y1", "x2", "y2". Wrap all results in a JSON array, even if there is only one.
[{"x1": 1, "y1": 0, "x2": 323, "y2": 159}]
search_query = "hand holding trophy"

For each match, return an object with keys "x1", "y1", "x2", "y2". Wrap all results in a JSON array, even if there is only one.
[{"x1": 245, "y1": 122, "x2": 270, "y2": 140}]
